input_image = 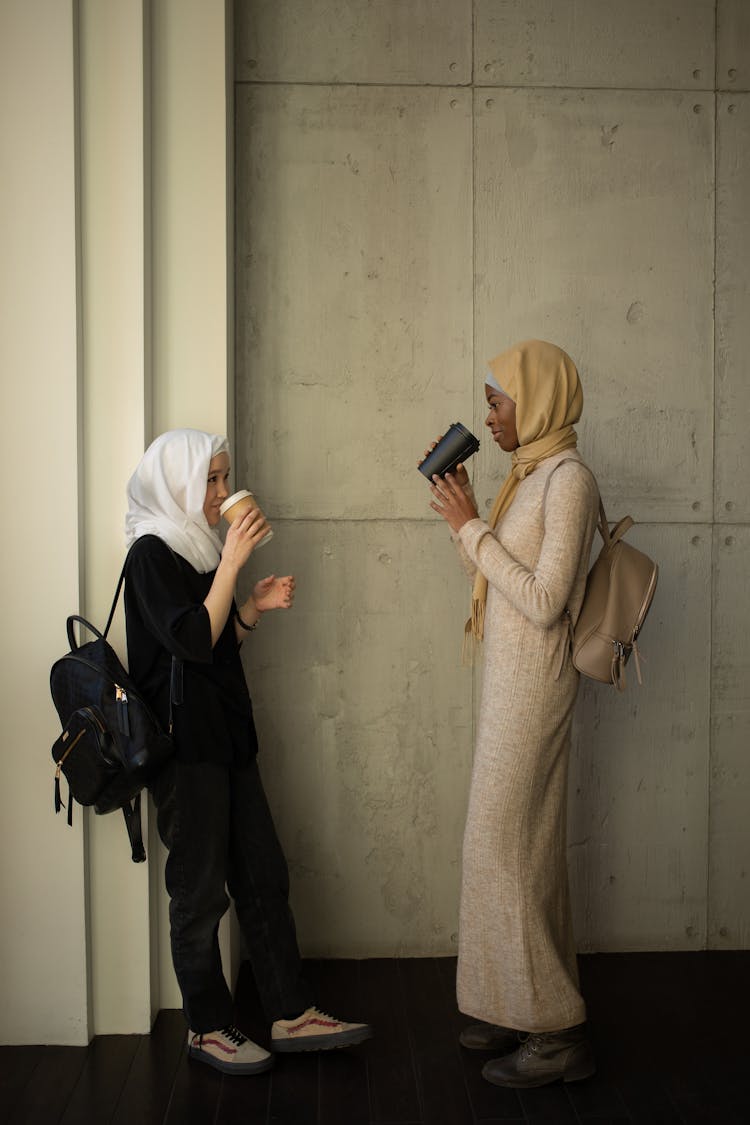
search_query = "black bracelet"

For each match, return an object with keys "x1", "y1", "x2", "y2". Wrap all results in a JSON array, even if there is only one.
[{"x1": 235, "y1": 609, "x2": 259, "y2": 632}]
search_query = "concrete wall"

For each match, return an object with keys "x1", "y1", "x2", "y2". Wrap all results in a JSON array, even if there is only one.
[{"x1": 234, "y1": 0, "x2": 750, "y2": 954}]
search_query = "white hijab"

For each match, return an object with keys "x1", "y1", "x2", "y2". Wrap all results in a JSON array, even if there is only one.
[{"x1": 125, "y1": 428, "x2": 229, "y2": 573}]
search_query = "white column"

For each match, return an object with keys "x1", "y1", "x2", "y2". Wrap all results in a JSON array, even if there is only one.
[
  {"x1": 0, "y1": 0, "x2": 89, "y2": 1046},
  {"x1": 151, "y1": 0, "x2": 232, "y2": 437},
  {"x1": 78, "y1": 0, "x2": 155, "y2": 1034},
  {"x1": 150, "y1": 0, "x2": 236, "y2": 1006}
]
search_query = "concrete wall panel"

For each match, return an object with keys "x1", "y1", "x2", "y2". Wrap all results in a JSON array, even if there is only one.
[
  {"x1": 718, "y1": 0, "x2": 750, "y2": 91},
  {"x1": 474, "y1": 89, "x2": 714, "y2": 524},
  {"x1": 475, "y1": 0, "x2": 715, "y2": 90},
  {"x1": 568, "y1": 525, "x2": 711, "y2": 951},
  {"x1": 235, "y1": 84, "x2": 473, "y2": 520},
  {"x1": 235, "y1": 0, "x2": 472, "y2": 86},
  {"x1": 710, "y1": 527, "x2": 750, "y2": 948},
  {"x1": 715, "y1": 94, "x2": 750, "y2": 522},
  {"x1": 240, "y1": 520, "x2": 473, "y2": 956}
]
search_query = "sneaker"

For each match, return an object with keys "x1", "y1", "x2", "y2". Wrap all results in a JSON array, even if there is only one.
[
  {"x1": 271, "y1": 1007, "x2": 373, "y2": 1052},
  {"x1": 188, "y1": 1025, "x2": 273, "y2": 1075}
]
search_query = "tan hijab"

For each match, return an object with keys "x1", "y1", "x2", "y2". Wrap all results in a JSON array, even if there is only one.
[{"x1": 466, "y1": 339, "x2": 584, "y2": 648}]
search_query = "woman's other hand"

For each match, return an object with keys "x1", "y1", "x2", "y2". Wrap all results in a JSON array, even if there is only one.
[
  {"x1": 418, "y1": 436, "x2": 470, "y2": 490},
  {"x1": 253, "y1": 575, "x2": 296, "y2": 612},
  {"x1": 429, "y1": 471, "x2": 479, "y2": 533}
]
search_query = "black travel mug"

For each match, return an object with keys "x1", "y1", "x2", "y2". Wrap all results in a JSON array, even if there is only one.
[{"x1": 418, "y1": 422, "x2": 480, "y2": 480}]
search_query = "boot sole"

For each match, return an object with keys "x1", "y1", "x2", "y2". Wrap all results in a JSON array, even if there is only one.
[{"x1": 483, "y1": 1060, "x2": 596, "y2": 1088}]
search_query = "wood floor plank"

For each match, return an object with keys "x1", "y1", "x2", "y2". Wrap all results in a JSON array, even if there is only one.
[
  {"x1": 214, "y1": 1067, "x2": 272, "y2": 1125},
  {"x1": 6, "y1": 1046, "x2": 88, "y2": 1125},
  {"x1": 0, "y1": 1046, "x2": 44, "y2": 1125},
  {"x1": 162, "y1": 1043, "x2": 224, "y2": 1125},
  {"x1": 309, "y1": 959, "x2": 372, "y2": 1125},
  {"x1": 58, "y1": 1035, "x2": 140, "y2": 1125},
  {"x1": 358, "y1": 958, "x2": 421, "y2": 1125},
  {"x1": 517, "y1": 1082, "x2": 580, "y2": 1124},
  {"x1": 266, "y1": 1051, "x2": 319, "y2": 1125},
  {"x1": 398, "y1": 958, "x2": 474, "y2": 1125},
  {"x1": 2, "y1": 954, "x2": 750, "y2": 1125},
  {"x1": 110, "y1": 1010, "x2": 187, "y2": 1125}
]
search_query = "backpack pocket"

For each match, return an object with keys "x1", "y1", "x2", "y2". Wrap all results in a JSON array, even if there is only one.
[{"x1": 52, "y1": 707, "x2": 119, "y2": 811}]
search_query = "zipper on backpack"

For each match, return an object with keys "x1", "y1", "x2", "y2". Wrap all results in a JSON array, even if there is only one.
[
  {"x1": 83, "y1": 706, "x2": 105, "y2": 732},
  {"x1": 55, "y1": 728, "x2": 85, "y2": 777},
  {"x1": 115, "y1": 685, "x2": 131, "y2": 736}
]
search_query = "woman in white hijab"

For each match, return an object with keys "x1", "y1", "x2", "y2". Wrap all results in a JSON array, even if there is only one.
[
  {"x1": 124, "y1": 429, "x2": 372, "y2": 1076},
  {"x1": 427, "y1": 342, "x2": 599, "y2": 1089}
]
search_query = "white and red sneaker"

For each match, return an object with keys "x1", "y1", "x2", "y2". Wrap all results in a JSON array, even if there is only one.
[
  {"x1": 188, "y1": 1025, "x2": 273, "y2": 1075},
  {"x1": 271, "y1": 1007, "x2": 373, "y2": 1052}
]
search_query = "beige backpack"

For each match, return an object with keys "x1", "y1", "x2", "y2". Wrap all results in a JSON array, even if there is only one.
[
  {"x1": 550, "y1": 461, "x2": 659, "y2": 691},
  {"x1": 569, "y1": 499, "x2": 658, "y2": 690}
]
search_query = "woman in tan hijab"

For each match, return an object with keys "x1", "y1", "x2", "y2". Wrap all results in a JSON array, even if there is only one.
[{"x1": 428, "y1": 340, "x2": 599, "y2": 1088}]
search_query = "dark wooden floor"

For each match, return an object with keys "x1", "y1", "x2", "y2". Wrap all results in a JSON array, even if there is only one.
[{"x1": 2, "y1": 953, "x2": 748, "y2": 1125}]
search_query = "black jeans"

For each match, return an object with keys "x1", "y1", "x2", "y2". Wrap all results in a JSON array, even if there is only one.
[{"x1": 150, "y1": 757, "x2": 312, "y2": 1032}]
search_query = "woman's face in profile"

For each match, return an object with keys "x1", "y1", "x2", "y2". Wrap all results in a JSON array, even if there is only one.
[
  {"x1": 485, "y1": 385, "x2": 519, "y2": 452},
  {"x1": 203, "y1": 452, "x2": 231, "y2": 526}
]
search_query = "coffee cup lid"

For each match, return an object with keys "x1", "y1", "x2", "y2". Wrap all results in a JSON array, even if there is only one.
[{"x1": 219, "y1": 489, "x2": 253, "y2": 517}]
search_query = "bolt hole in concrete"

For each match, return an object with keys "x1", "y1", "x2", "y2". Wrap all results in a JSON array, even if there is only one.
[
  {"x1": 693, "y1": 104, "x2": 703, "y2": 114},
  {"x1": 728, "y1": 68, "x2": 737, "y2": 79},
  {"x1": 725, "y1": 537, "x2": 735, "y2": 548},
  {"x1": 691, "y1": 537, "x2": 701, "y2": 546},
  {"x1": 692, "y1": 501, "x2": 701, "y2": 511},
  {"x1": 728, "y1": 104, "x2": 737, "y2": 114},
  {"x1": 693, "y1": 69, "x2": 701, "y2": 79},
  {"x1": 725, "y1": 501, "x2": 734, "y2": 511}
]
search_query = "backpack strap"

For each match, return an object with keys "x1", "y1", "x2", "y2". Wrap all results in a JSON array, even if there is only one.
[
  {"x1": 105, "y1": 536, "x2": 183, "y2": 729},
  {"x1": 121, "y1": 795, "x2": 146, "y2": 863},
  {"x1": 541, "y1": 457, "x2": 603, "y2": 681}
]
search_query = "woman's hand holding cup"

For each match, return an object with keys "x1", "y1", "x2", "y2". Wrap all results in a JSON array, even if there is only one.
[
  {"x1": 223, "y1": 506, "x2": 269, "y2": 571},
  {"x1": 418, "y1": 436, "x2": 469, "y2": 489}
]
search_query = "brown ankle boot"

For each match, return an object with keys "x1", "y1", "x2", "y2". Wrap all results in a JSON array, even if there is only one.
[
  {"x1": 482, "y1": 1022, "x2": 595, "y2": 1088},
  {"x1": 459, "y1": 1022, "x2": 519, "y2": 1052}
]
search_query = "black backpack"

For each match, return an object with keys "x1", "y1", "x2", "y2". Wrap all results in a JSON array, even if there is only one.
[{"x1": 49, "y1": 541, "x2": 179, "y2": 862}]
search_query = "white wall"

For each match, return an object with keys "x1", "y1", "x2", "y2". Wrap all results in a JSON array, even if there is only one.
[
  {"x1": 0, "y1": 0, "x2": 89, "y2": 1047},
  {"x1": 0, "y1": 0, "x2": 232, "y2": 1045}
]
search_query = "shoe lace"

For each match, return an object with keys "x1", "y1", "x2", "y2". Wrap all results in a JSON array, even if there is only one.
[
  {"x1": 220, "y1": 1025, "x2": 248, "y2": 1046},
  {"x1": 517, "y1": 1032, "x2": 542, "y2": 1061}
]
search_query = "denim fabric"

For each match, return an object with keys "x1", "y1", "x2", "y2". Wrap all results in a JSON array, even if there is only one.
[{"x1": 150, "y1": 758, "x2": 312, "y2": 1031}]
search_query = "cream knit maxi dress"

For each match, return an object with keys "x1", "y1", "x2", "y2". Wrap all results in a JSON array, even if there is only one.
[{"x1": 454, "y1": 449, "x2": 599, "y2": 1034}]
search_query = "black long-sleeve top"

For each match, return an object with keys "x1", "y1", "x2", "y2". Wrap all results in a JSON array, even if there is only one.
[{"x1": 123, "y1": 535, "x2": 258, "y2": 764}]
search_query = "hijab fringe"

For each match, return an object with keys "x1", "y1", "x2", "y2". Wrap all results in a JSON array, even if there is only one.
[{"x1": 462, "y1": 601, "x2": 485, "y2": 665}]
